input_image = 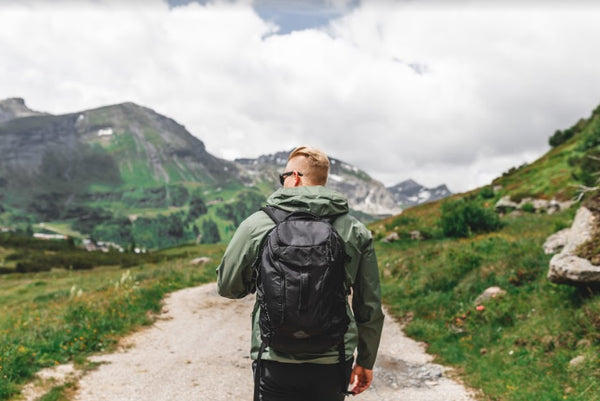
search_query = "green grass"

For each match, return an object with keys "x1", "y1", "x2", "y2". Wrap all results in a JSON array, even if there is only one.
[
  {"x1": 0, "y1": 243, "x2": 224, "y2": 401},
  {"x1": 377, "y1": 207, "x2": 600, "y2": 400}
]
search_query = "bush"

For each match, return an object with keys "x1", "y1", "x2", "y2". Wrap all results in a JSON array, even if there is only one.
[
  {"x1": 479, "y1": 186, "x2": 495, "y2": 199},
  {"x1": 521, "y1": 202, "x2": 535, "y2": 213},
  {"x1": 187, "y1": 196, "x2": 208, "y2": 220},
  {"x1": 201, "y1": 219, "x2": 221, "y2": 244},
  {"x1": 549, "y1": 129, "x2": 576, "y2": 148},
  {"x1": 439, "y1": 199, "x2": 503, "y2": 238}
]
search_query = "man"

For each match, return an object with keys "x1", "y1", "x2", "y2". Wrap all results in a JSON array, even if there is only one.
[{"x1": 217, "y1": 146, "x2": 384, "y2": 400}]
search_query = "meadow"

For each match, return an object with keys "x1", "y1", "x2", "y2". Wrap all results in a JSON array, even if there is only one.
[
  {"x1": 3, "y1": 192, "x2": 600, "y2": 401},
  {"x1": 0, "y1": 243, "x2": 225, "y2": 400},
  {"x1": 376, "y1": 200, "x2": 600, "y2": 401}
]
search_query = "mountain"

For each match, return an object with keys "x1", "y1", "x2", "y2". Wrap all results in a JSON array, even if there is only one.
[
  {"x1": 0, "y1": 98, "x2": 407, "y2": 247},
  {"x1": 0, "y1": 102, "x2": 240, "y2": 195},
  {"x1": 0, "y1": 97, "x2": 451, "y2": 247},
  {"x1": 236, "y1": 151, "x2": 402, "y2": 217},
  {"x1": 0, "y1": 100, "x2": 248, "y2": 248},
  {"x1": 0, "y1": 97, "x2": 47, "y2": 123},
  {"x1": 387, "y1": 179, "x2": 452, "y2": 207}
]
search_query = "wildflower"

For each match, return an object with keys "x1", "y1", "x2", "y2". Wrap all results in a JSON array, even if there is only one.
[{"x1": 476, "y1": 305, "x2": 485, "y2": 311}]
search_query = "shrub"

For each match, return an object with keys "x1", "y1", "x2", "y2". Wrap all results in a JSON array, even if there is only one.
[
  {"x1": 549, "y1": 129, "x2": 576, "y2": 148},
  {"x1": 439, "y1": 199, "x2": 502, "y2": 238},
  {"x1": 521, "y1": 202, "x2": 535, "y2": 213},
  {"x1": 201, "y1": 219, "x2": 221, "y2": 244},
  {"x1": 479, "y1": 186, "x2": 495, "y2": 199}
]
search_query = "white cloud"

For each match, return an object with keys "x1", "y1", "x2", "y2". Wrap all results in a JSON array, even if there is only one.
[{"x1": 1, "y1": 0, "x2": 600, "y2": 192}]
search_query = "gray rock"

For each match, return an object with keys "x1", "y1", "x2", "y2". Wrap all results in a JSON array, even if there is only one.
[
  {"x1": 494, "y1": 196, "x2": 518, "y2": 213},
  {"x1": 382, "y1": 232, "x2": 400, "y2": 243},
  {"x1": 190, "y1": 257, "x2": 212, "y2": 265},
  {"x1": 548, "y1": 254, "x2": 600, "y2": 285},
  {"x1": 475, "y1": 286, "x2": 507, "y2": 304},
  {"x1": 409, "y1": 230, "x2": 423, "y2": 240},
  {"x1": 543, "y1": 228, "x2": 571, "y2": 255},
  {"x1": 547, "y1": 207, "x2": 600, "y2": 285},
  {"x1": 569, "y1": 355, "x2": 586, "y2": 368}
]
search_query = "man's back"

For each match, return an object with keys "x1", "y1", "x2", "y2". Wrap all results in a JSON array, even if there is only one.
[{"x1": 216, "y1": 146, "x2": 384, "y2": 400}]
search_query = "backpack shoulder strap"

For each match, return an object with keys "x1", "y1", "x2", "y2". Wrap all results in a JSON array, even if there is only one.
[
  {"x1": 260, "y1": 205, "x2": 291, "y2": 224},
  {"x1": 322, "y1": 211, "x2": 348, "y2": 225},
  {"x1": 262, "y1": 205, "x2": 347, "y2": 225}
]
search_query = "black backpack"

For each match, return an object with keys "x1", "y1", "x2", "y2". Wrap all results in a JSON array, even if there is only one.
[
  {"x1": 255, "y1": 206, "x2": 350, "y2": 354},
  {"x1": 253, "y1": 206, "x2": 354, "y2": 398}
]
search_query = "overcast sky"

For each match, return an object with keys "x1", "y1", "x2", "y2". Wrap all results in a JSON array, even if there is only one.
[{"x1": 1, "y1": 0, "x2": 600, "y2": 193}]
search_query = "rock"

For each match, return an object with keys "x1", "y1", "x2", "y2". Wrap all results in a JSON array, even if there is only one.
[
  {"x1": 543, "y1": 228, "x2": 570, "y2": 254},
  {"x1": 382, "y1": 232, "x2": 400, "y2": 243},
  {"x1": 547, "y1": 207, "x2": 600, "y2": 285},
  {"x1": 569, "y1": 355, "x2": 586, "y2": 368},
  {"x1": 548, "y1": 254, "x2": 600, "y2": 285},
  {"x1": 190, "y1": 256, "x2": 212, "y2": 266},
  {"x1": 495, "y1": 196, "x2": 518, "y2": 213},
  {"x1": 409, "y1": 230, "x2": 423, "y2": 240},
  {"x1": 475, "y1": 286, "x2": 507, "y2": 304},
  {"x1": 496, "y1": 196, "x2": 574, "y2": 215},
  {"x1": 530, "y1": 198, "x2": 550, "y2": 213}
]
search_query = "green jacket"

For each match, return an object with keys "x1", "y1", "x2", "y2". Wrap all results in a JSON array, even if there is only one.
[{"x1": 216, "y1": 186, "x2": 384, "y2": 369}]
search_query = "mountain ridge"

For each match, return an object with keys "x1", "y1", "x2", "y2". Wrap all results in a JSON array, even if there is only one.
[
  {"x1": 0, "y1": 97, "x2": 48, "y2": 123},
  {"x1": 387, "y1": 179, "x2": 452, "y2": 207},
  {"x1": 0, "y1": 97, "x2": 451, "y2": 247}
]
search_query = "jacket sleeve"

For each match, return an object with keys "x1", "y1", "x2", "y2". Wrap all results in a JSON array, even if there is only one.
[
  {"x1": 216, "y1": 212, "x2": 271, "y2": 299},
  {"x1": 352, "y1": 234, "x2": 384, "y2": 370}
]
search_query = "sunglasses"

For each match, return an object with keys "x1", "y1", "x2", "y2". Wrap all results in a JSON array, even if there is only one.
[{"x1": 279, "y1": 171, "x2": 303, "y2": 186}]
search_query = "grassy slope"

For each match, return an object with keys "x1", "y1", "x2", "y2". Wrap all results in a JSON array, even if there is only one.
[{"x1": 373, "y1": 110, "x2": 600, "y2": 400}]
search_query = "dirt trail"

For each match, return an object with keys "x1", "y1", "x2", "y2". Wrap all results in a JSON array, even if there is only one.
[{"x1": 29, "y1": 283, "x2": 478, "y2": 401}]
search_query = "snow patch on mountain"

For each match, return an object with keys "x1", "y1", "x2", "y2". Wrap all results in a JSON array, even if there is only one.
[{"x1": 388, "y1": 179, "x2": 452, "y2": 207}]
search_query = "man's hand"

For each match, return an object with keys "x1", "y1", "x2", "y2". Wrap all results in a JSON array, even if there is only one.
[{"x1": 349, "y1": 365, "x2": 373, "y2": 395}]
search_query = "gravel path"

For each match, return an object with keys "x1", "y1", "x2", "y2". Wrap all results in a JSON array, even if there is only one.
[{"x1": 65, "y1": 283, "x2": 477, "y2": 401}]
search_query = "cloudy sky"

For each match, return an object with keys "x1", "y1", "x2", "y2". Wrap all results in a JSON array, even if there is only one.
[{"x1": 1, "y1": 0, "x2": 600, "y2": 192}]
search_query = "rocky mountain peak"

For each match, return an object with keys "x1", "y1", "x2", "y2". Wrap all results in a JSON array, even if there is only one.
[
  {"x1": 0, "y1": 97, "x2": 47, "y2": 123},
  {"x1": 387, "y1": 179, "x2": 452, "y2": 207}
]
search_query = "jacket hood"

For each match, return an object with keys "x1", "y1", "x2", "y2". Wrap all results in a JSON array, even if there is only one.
[{"x1": 266, "y1": 186, "x2": 349, "y2": 216}]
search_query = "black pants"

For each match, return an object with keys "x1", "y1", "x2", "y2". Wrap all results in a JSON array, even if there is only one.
[{"x1": 253, "y1": 359, "x2": 354, "y2": 401}]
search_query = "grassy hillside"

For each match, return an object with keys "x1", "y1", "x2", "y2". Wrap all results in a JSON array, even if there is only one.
[{"x1": 373, "y1": 105, "x2": 600, "y2": 400}]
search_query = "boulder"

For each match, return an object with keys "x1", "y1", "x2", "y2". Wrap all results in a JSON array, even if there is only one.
[
  {"x1": 382, "y1": 232, "x2": 400, "y2": 243},
  {"x1": 547, "y1": 207, "x2": 600, "y2": 285},
  {"x1": 569, "y1": 355, "x2": 586, "y2": 368},
  {"x1": 543, "y1": 228, "x2": 570, "y2": 255},
  {"x1": 190, "y1": 256, "x2": 212, "y2": 266},
  {"x1": 548, "y1": 254, "x2": 600, "y2": 285},
  {"x1": 496, "y1": 196, "x2": 574, "y2": 215},
  {"x1": 475, "y1": 286, "x2": 507, "y2": 304},
  {"x1": 494, "y1": 196, "x2": 518, "y2": 213},
  {"x1": 409, "y1": 231, "x2": 423, "y2": 240}
]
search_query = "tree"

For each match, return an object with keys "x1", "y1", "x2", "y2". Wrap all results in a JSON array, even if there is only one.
[
  {"x1": 201, "y1": 219, "x2": 221, "y2": 244},
  {"x1": 188, "y1": 196, "x2": 208, "y2": 220}
]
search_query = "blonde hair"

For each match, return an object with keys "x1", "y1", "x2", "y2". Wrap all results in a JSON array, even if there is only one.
[{"x1": 288, "y1": 146, "x2": 330, "y2": 185}]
